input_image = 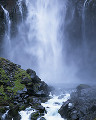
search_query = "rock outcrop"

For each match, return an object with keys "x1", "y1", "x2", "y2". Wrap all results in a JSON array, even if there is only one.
[
  {"x1": 59, "y1": 84, "x2": 96, "y2": 120},
  {"x1": 0, "y1": 57, "x2": 50, "y2": 119}
]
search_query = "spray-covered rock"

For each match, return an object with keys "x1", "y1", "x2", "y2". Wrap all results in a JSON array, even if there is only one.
[{"x1": 59, "y1": 84, "x2": 96, "y2": 120}]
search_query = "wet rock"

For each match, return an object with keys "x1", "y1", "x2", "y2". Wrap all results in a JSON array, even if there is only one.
[
  {"x1": 21, "y1": 77, "x2": 32, "y2": 84},
  {"x1": 59, "y1": 84, "x2": 96, "y2": 120},
  {"x1": 58, "y1": 101, "x2": 70, "y2": 118},
  {"x1": 0, "y1": 57, "x2": 50, "y2": 119},
  {"x1": 5, "y1": 113, "x2": 21, "y2": 120},
  {"x1": 0, "y1": 106, "x2": 8, "y2": 114},
  {"x1": 36, "y1": 105, "x2": 45, "y2": 113},
  {"x1": 5, "y1": 105, "x2": 21, "y2": 120},
  {"x1": 40, "y1": 117, "x2": 46, "y2": 120},
  {"x1": 30, "y1": 112, "x2": 40, "y2": 120},
  {"x1": 26, "y1": 69, "x2": 36, "y2": 79},
  {"x1": 90, "y1": 105, "x2": 96, "y2": 112}
]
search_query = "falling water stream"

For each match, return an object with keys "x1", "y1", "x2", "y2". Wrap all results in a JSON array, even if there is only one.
[
  {"x1": 1, "y1": 0, "x2": 83, "y2": 119},
  {"x1": 1, "y1": 5, "x2": 11, "y2": 47},
  {"x1": 82, "y1": 0, "x2": 88, "y2": 49},
  {"x1": 17, "y1": 0, "x2": 23, "y2": 21},
  {"x1": 4, "y1": 0, "x2": 78, "y2": 85}
]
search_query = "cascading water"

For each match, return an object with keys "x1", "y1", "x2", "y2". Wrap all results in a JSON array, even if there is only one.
[
  {"x1": 7, "y1": 0, "x2": 78, "y2": 85},
  {"x1": 25, "y1": 0, "x2": 66, "y2": 84},
  {"x1": 82, "y1": 0, "x2": 88, "y2": 48},
  {"x1": 1, "y1": 5, "x2": 11, "y2": 50},
  {"x1": 17, "y1": 0, "x2": 23, "y2": 21},
  {"x1": 81, "y1": 0, "x2": 89, "y2": 66}
]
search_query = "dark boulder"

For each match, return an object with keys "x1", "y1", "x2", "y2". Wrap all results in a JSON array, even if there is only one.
[
  {"x1": 0, "y1": 57, "x2": 50, "y2": 119},
  {"x1": 58, "y1": 101, "x2": 70, "y2": 118},
  {"x1": 30, "y1": 112, "x2": 40, "y2": 120},
  {"x1": 59, "y1": 84, "x2": 96, "y2": 120},
  {"x1": 5, "y1": 105, "x2": 21, "y2": 120},
  {"x1": 26, "y1": 69, "x2": 36, "y2": 79},
  {"x1": 40, "y1": 117, "x2": 46, "y2": 120}
]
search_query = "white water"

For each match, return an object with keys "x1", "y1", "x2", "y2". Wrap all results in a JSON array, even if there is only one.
[
  {"x1": 26, "y1": 0, "x2": 66, "y2": 84},
  {"x1": 82, "y1": 0, "x2": 88, "y2": 45},
  {"x1": 2, "y1": 110, "x2": 9, "y2": 120},
  {"x1": 19, "y1": 107, "x2": 36, "y2": 120},
  {"x1": 82, "y1": 0, "x2": 89, "y2": 61},
  {"x1": 19, "y1": 93, "x2": 70, "y2": 120},
  {"x1": 1, "y1": 5, "x2": 11, "y2": 47},
  {"x1": 40, "y1": 93, "x2": 70, "y2": 120},
  {"x1": 7, "y1": 0, "x2": 78, "y2": 85},
  {"x1": 17, "y1": 0, "x2": 23, "y2": 21}
]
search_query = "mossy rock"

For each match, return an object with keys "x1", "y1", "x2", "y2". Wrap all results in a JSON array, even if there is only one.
[
  {"x1": 40, "y1": 117, "x2": 46, "y2": 120},
  {"x1": 0, "y1": 107, "x2": 7, "y2": 113},
  {"x1": 30, "y1": 112, "x2": 40, "y2": 120},
  {"x1": 0, "y1": 57, "x2": 50, "y2": 115},
  {"x1": 19, "y1": 104, "x2": 28, "y2": 111},
  {"x1": 0, "y1": 57, "x2": 31, "y2": 103}
]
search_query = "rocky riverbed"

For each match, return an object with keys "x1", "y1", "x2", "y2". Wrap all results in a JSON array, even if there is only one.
[
  {"x1": 0, "y1": 57, "x2": 51, "y2": 120},
  {"x1": 59, "y1": 84, "x2": 96, "y2": 120}
]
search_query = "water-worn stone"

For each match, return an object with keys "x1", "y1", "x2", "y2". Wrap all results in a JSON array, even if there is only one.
[
  {"x1": 59, "y1": 84, "x2": 96, "y2": 120},
  {"x1": 40, "y1": 117, "x2": 46, "y2": 120},
  {"x1": 30, "y1": 112, "x2": 40, "y2": 120}
]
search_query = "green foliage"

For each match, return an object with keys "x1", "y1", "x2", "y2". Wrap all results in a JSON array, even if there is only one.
[
  {"x1": 0, "y1": 68, "x2": 9, "y2": 83},
  {"x1": 0, "y1": 57, "x2": 31, "y2": 98},
  {"x1": 31, "y1": 112, "x2": 40, "y2": 120},
  {"x1": 0, "y1": 85, "x2": 9, "y2": 101},
  {"x1": 14, "y1": 68, "x2": 31, "y2": 80},
  {"x1": 0, "y1": 85, "x2": 4, "y2": 94}
]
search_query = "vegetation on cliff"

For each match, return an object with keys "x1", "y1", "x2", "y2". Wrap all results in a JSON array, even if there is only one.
[{"x1": 0, "y1": 57, "x2": 50, "y2": 119}]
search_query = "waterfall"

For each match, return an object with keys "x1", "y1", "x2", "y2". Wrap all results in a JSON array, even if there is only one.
[
  {"x1": 82, "y1": 0, "x2": 88, "y2": 46},
  {"x1": 17, "y1": 0, "x2": 23, "y2": 21},
  {"x1": 1, "y1": 5, "x2": 11, "y2": 57},
  {"x1": 25, "y1": 0, "x2": 67, "y2": 83},
  {"x1": 1, "y1": 0, "x2": 78, "y2": 85},
  {"x1": 82, "y1": 0, "x2": 89, "y2": 63},
  {"x1": 1, "y1": 5, "x2": 11, "y2": 46}
]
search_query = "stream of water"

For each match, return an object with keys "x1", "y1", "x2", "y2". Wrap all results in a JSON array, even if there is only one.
[{"x1": 20, "y1": 93, "x2": 70, "y2": 120}]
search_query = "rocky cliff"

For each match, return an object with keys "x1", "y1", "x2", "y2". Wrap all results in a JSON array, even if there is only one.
[{"x1": 0, "y1": 57, "x2": 50, "y2": 119}]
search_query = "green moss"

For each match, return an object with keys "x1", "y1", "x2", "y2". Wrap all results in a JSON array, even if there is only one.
[
  {"x1": 0, "y1": 85, "x2": 9, "y2": 102},
  {"x1": 19, "y1": 105, "x2": 28, "y2": 111},
  {"x1": 7, "y1": 82, "x2": 25, "y2": 95},
  {"x1": 0, "y1": 107, "x2": 6, "y2": 113},
  {"x1": 14, "y1": 68, "x2": 31, "y2": 79},
  {"x1": 0, "y1": 85, "x2": 4, "y2": 94},
  {"x1": 0, "y1": 57, "x2": 34, "y2": 103},
  {"x1": 7, "y1": 68, "x2": 31, "y2": 95},
  {"x1": 0, "y1": 68, "x2": 9, "y2": 83},
  {"x1": 31, "y1": 112, "x2": 40, "y2": 120}
]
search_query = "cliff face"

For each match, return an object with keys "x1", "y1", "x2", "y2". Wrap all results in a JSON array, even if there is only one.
[
  {"x1": 64, "y1": 0, "x2": 96, "y2": 81},
  {"x1": 0, "y1": 0, "x2": 27, "y2": 55},
  {"x1": 0, "y1": 57, "x2": 50, "y2": 119},
  {"x1": 65, "y1": 0, "x2": 96, "y2": 46}
]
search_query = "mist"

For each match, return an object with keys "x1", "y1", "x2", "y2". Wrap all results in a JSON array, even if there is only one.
[{"x1": 0, "y1": 0, "x2": 96, "y2": 87}]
